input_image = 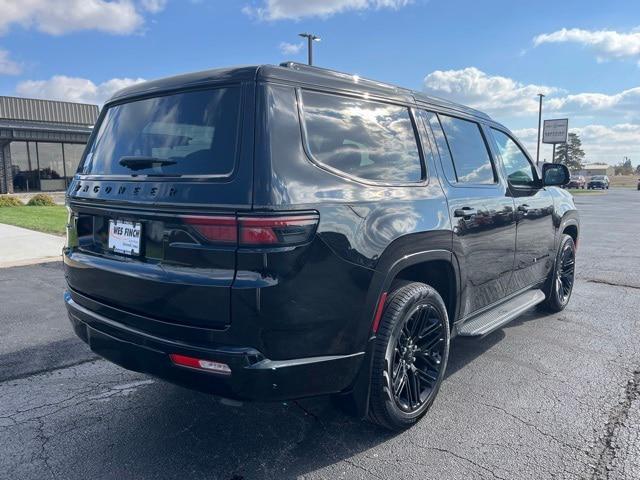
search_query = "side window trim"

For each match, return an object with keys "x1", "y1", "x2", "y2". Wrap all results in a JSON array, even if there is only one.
[
  {"x1": 420, "y1": 109, "x2": 458, "y2": 185},
  {"x1": 489, "y1": 126, "x2": 541, "y2": 189},
  {"x1": 435, "y1": 112, "x2": 500, "y2": 188},
  {"x1": 296, "y1": 87, "x2": 428, "y2": 187}
]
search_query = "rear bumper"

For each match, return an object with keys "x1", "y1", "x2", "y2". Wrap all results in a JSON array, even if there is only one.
[{"x1": 64, "y1": 291, "x2": 364, "y2": 401}]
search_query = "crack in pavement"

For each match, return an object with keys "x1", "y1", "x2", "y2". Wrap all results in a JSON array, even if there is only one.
[
  {"x1": 590, "y1": 370, "x2": 640, "y2": 479},
  {"x1": 585, "y1": 279, "x2": 640, "y2": 290},
  {"x1": 411, "y1": 442, "x2": 510, "y2": 480}
]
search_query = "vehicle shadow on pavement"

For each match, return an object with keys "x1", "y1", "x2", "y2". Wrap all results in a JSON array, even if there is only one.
[{"x1": 51, "y1": 330, "x2": 515, "y2": 480}]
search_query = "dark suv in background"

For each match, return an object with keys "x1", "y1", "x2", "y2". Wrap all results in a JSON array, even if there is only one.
[
  {"x1": 588, "y1": 175, "x2": 610, "y2": 189},
  {"x1": 64, "y1": 63, "x2": 578, "y2": 430}
]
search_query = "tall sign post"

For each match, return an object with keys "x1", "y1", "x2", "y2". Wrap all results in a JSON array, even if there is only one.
[
  {"x1": 535, "y1": 94, "x2": 544, "y2": 165},
  {"x1": 542, "y1": 118, "x2": 569, "y2": 165}
]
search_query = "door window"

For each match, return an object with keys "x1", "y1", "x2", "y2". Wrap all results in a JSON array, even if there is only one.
[
  {"x1": 491, "y1": 129, "x2": 538, "y2": 187},
  {"x1": 438, "y1": 114, "x2": 496, "y2": 185}
]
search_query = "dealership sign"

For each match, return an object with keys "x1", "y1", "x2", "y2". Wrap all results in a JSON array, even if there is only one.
[{"x1": 543, "y1": 118, "x2": 568, "y2": 144}]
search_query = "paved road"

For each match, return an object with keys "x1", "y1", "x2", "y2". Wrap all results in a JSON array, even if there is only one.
[{"x1": 1, "y1": 189, "x2": 639, "y2": 480}]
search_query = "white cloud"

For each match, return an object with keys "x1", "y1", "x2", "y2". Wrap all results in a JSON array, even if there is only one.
[
  {"x1": 423, "y1": 67, "x2": 559, "y2": 116},
  {"x1": 423, "y1": 66, "x2": 640, "y2": 122},
  {"x1": 546, "y1": 87, "x2": 640, "y2": 118},
  {"x1": 279, "y1": 41, "x2": 303, "y2": 55},
  {"x1": 423, "y1": 67, "x2": 640, "y2": 165},
  {"x1": 0, "y1": 0, "x2": 167, "y2": 36},
  {"x1": 533, "y1": 27, "x2": 640, "y2": 62},
  {"x1": 0, "y1": 48, "x2": 21, "y2": 75},
  {"x1": 140, "y1": 0, "x2": 167, "y2": 13},
  {"x1": 15, "y1": 75, "x2": 146, "y2": 105},
  {"x1": 513, "y1": 124, "x2": 640, "y2": 165},
  {"x1": 243, "y1": 0, "x2": 412, "y2": 21}
]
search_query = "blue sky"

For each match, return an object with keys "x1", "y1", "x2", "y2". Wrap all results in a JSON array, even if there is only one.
[{"x1": 0, "y1": 0, "x2": 639, "y2": 165}]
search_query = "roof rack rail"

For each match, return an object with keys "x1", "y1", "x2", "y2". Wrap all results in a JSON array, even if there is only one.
[
  {"x1": 277, "y1": 62, "x2": 491, "y2": 120},
  {"x1": 279, "y1": 61, "x2": 403, "y2": 93}
]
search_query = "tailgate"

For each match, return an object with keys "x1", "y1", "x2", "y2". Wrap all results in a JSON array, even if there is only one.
[
  {"x1": 65, "y1": 199, "x2": 239, "y2": 329},
  {"x1": 64, "y1": 81, "x2": 255, "y2": 329}
]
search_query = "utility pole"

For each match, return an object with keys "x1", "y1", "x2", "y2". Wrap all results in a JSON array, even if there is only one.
[
  {"x1": 298, "y1": 33, "x2": 321, "y2": 66},
  {"x1": 536, "y1": 93, "x2": 544, "y2": 166}
]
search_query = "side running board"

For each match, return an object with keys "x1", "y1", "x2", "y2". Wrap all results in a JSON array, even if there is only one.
[{"x1": 456, "y1": 289, "x2": 546, "y2": 337}]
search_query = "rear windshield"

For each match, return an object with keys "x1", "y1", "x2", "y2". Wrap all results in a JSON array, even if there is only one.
[{"x1": 80, "y1": 87, "x2": 241, "y2": 177}]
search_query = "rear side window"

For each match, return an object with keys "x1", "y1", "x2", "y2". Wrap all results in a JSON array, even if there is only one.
[
  {"x1": 300, "y1": 90, "x2": 423, "y2": 183},
  {"x1": 81, "y1": 87, "x2": 241, "y2": 177},
  {"x1": 438, "y1": 114, "x2": 496, "y2": 185}
]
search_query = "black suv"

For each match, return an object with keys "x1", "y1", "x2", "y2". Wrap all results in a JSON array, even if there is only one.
[
  {"x1": 64, "y1": 63, "x2": 578, "y2": 430},
  {"x1": 587, "y1": 175, "x2": 610, "y2": 189}
]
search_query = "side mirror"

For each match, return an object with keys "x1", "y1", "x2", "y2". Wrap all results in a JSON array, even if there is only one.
[{"x1": 542, "y1": 163, "x2": 570, "y2": 187}]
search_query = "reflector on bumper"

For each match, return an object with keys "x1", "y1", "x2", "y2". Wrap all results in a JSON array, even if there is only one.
[{"x1": 169, "y1": 353, "x2": 231, "y2": 375}]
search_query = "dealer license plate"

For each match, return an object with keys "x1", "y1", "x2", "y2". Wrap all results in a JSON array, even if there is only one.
[{"x1": 108, "y1": 219, "x2": 141, "y2": 255}]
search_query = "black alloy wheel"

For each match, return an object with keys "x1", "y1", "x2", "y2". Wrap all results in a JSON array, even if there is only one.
[
  {"x1": 541, "y1": 234, "x2": 576, "y2": 313},
  {"x1": 555, "y1": 240, "x2": 576, "y2": 305},
  {"x1": 368, "y1": 282, "x2": 450, "y2": 431},
  {"x1": 391, "y1": 303, "x2": 445, "y2": 413}
]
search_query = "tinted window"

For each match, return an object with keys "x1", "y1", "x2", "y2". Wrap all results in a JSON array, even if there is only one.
[
  {"x1": 491, "y1": 129, "x2": 537, "y2": 187},
  {"x1": 38, "y1": 142, "x2": 65, "y2": 179},
  {"x1": 301, "y1": 90, "x2": 422, "y2": 183},
  {"x1": 422, "y1": 111, "x2": 457, "y2": 184},
  {"x1": 82, "y1": 87, "x2": 241, "y2": 176},
  {"x1": 64, "y1": 143, "x2": 85, "y2": 178},
  {"x1": 438, "y1": 114, "x2": 496, "y2": 184}
]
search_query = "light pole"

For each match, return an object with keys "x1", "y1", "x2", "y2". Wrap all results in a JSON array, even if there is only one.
[
  {"x1": 298, "y1": 33, "x2": 321, "y2": 66},
  {"x1": 536, "y1": 93, "x2": 544, "y2": 166}
]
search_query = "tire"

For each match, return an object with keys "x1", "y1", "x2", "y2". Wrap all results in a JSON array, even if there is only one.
[
  {"x1": 540, "y1": 235, "x2": 576, "y2": 313},
  {"x1": 368, "y1": 282, "x2": 450, "y2": 431}
]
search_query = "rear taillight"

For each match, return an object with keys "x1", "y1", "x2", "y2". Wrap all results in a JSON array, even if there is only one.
[
  {"x1": 238, "y1": 215, "x2": 319, "y2": 246},
  {"x1": 182, "y1": 213, "x2": 319, "y2": 247},
  {"x1": 183, "y1": 216, "x2": 237, "y2": 244}
]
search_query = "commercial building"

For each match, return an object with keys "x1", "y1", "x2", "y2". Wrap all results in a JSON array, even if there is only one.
[
  {"x1": 580, "y1": 164, "x2": 615, "y2": 177},
  {"x1": 0, "y1": 96, "x2": 98, "y2": 194}
]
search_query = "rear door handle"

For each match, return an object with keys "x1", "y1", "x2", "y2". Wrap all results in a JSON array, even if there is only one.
[
  {"x1": 454, "y1": 207, "x2": 477, "y2": 218},
  {"x1": 518, "y1": 204, "x2": 530, "y2": 213}
]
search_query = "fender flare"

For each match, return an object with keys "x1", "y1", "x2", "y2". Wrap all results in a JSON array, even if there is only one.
[
  {"x1": 557, "y1": 213, "x2": 579, "y2": 248},
  {"x1": 346, "y1": 248, "x2": 461, "y2": 419}
]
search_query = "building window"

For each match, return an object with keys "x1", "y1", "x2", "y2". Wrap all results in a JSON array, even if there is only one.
[
  {"x1": 36, "y1": 142, "x2": 66, "y2": 191},
  {"x1": 10, "y1": 142, "x2": 39, "y2": 192},
  {"x1": 63, "y1": 143, "x2": 85, "y2": 180},
  {"x1": 9, "y1": 140, "x2": 87, "y2": 192}
]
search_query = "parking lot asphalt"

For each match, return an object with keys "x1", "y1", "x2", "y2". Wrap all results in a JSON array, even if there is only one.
[{"x1": 1, "y1": 189, "x2": 639, "y2": 480}]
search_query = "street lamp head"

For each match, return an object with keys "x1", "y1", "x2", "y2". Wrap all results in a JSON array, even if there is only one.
[{"x1": 299, "y1": 32, "x2": 321, "y2": 41}]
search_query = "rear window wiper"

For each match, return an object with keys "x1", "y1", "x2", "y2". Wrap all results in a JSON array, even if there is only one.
[{"x1": 118, "y1": 156, "x2": 177, "y2": 171}]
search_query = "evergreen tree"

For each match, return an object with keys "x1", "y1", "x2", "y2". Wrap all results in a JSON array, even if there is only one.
[
  {"x1": 614, "y1": 158, "x2": 634, "y2": 176},
  {"x1": 553, "y1": 133, "x2": 585, "y2": 170}
]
